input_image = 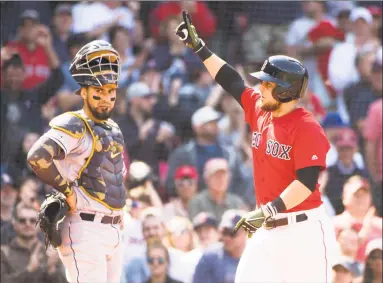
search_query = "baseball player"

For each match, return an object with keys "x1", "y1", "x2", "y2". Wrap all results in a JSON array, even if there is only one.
[
  {"x1": 27, "y1": 40, "x2": 126, "y2": 283},
  {"x1": 176, "y1": 11, "x2": 337, "y2": 282}
]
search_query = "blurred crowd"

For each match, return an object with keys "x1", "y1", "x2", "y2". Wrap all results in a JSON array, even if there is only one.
[{"x1": 0, "y1": 1, "x2": 382, "y2": 283}]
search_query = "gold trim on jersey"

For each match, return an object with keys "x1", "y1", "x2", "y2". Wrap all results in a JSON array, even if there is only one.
[
  {"x1": 79, "y1": 186, "x2": 122, "y2": 211},
  {"x1": 51, "y1": 125, "x2": 86, "y2": 139}
]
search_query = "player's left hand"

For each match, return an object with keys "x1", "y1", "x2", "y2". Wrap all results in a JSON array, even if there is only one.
[
  {"x1": 175, "y1": 10, "x2": 204, "y2": 52},
  {"x1": 233, "y1": 207, "x2": 268, "y2": 238}
]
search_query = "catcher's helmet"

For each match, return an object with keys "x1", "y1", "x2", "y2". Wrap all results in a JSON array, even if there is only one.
[
  {"x1": 69, "y1": 40, "x2": 120, "y2": 94},
  {"x1": 250, "y1": 55, "x2": 308, "y2": 103}
]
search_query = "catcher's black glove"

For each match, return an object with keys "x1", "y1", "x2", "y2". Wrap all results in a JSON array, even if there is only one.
[
  {"x1": 37, "y1": 191, "x2": 69, "y2": 249},
  {"x1": 175, "y1": 10, "x2": 205, "y2": 52}
]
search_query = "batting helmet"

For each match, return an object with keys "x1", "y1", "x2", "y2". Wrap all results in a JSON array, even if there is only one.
[
  {"x1": 250, "y1": 55, "x2": 308, "y2": 103},
  {"x1": 69, "y1": 40, "x2": 120, "y2": 94}
]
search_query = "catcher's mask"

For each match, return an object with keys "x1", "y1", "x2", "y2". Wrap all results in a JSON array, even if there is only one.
[
  {"x1": 69, "y1": 40, "x2": 121, "y2": 95},
  {"x1": 250, "y1": 55, "x2": 308, "y2": 103}
]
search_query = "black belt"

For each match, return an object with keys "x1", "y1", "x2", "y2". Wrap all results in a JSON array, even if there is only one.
[
  {"x1": 79, "y1": 213, "x2": 121, "y2": 225},
  {"x1": 264, "y1": 213, "x2": 308, "y2": 230}
]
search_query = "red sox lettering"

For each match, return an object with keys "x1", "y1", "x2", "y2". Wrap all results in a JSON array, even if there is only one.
[
  {"x1": 266, "y1": 139, "x2": 292, "y2": 160},
  {"x1": 252, "y1": 131, "x2": 292, "y2": 160}
]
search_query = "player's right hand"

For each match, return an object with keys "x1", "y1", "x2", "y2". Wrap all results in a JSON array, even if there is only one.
[
  {"x1": 175, "y1": 10, "x2": 205, "y2": 52},
  {"x1": 66, "y1": 189, "x2": 77, "y2": 212}
]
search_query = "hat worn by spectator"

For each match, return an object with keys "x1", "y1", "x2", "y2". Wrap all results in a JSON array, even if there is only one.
[
  {"x1": 126, "y1": 82, "x2": 153, "y2": 101},
  {"x1": 321, "y1": 112, "x2": 349, "y2": 129},
  {"x1": 192, "y1": 106, "x2": 222, "y2": 127},
  {"x1": 1, "y1": 173, "x2": 14, "y2": 189},
  {"x1": 350, "y1": 7, "x2": 373, "y2": 24},
  {"x1": 332, "y1": 257, "x2": 363, "y2": 277},
  {"x1": 204, "y1": 158, "x2": 229, "y2": 179},
  {"x1": 343, "y1": 176, "x2": 370, "y2": 200},
  {"x1": 54, "y1": 4, "x2": 72, "y2": 16},
  {"x1": 365, "y1": 238, "x2": 383, "y2": 256},
  {"x1": 219, "y1": 209, "x2": 246, "y2": 230},
  {"x1": 20, "y1": 9, "x2": 40, "y2": 23},
  {"x1": 193, "y1": 212, "x2": 218, "y2": 230},
  {"x1": 368, "y1": 6, "x2": 382, "y2": 17},
  {"x1": 174, "y1": 165, "x2": 198, "y2": 180},
  {"x1": 141, "y1": 59, "x2": 159, "y2": 74},
  {"x1": 334, "y1": 127, "x2": 357, "y2": 148}
]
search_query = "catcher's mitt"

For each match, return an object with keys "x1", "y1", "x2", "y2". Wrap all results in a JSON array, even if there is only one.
[{"x1": 37, "y1": 191, "x2": 69, "y2": 249}]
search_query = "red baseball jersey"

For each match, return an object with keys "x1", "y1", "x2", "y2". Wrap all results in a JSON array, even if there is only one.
[{"x1": 241, "y1": 87, "x2": 330, "y2": 212}]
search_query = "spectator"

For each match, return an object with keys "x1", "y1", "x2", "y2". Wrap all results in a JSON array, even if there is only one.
[
  {"x1": 191, "y1": 212, "x2": 219, "y2": 250},
  {"x1": 328, "y1": 7, "x2": 380, "y2": 122},
  {"x1": 51, "y1": 4, "x2": 73, "y2": 63},
  {"x1": 56, "y1": 33, "x2": 86, "y2": 94},
  {"x1": 0, "y1": 173, "x2": 18, "y2": 245},
  {"x1": 306, "y1": 14, "x2": 346, "y2": 104},
  {"x1": 235, "y1": 124, "x2": 256, "y2": 209},
  {"x1": 359, "y1": 238, "x2": 382, "y2": 283},
  {"x1": 169, "y1": 63, "x2": 215, "y2": 143},
  {"x1": 146, "y1": 241, "x2": 184, "y2": 283},
  {"x1": 71, "y1": 1, "x2": 135, "y2": 41},
  {"x1": 285, "y1": 1, "x2": 332, "y2": 107},
  {"x1": 188, "y1": 158, "x2": 247, "y2": 222},
  {"x1": 0, "y1": 202, "x2": 66, "y2": 283},
  {"x1": 363, "y1": 55, "x2": 383, "y2": 216},
  {"x1": 123, "y1": 208, "x2": 185, "y2": 283},
  {"x1": 322, "y1": 128, "x2": 368, "y2": 214},
  {"x1": 165, "y1": 106, "x2": 247, "y2": 198},
  {"x1": 1, "y1": 26, "x2": 63, "y2": 137},
  {"x1": 217, "y1": 91, "x2": 245, "y2": 147},
  {"x1": 336, "y1": 228, "x2": 364, "y2": 276},
  {"x1": 343, "y1": 48, "x2": 378, "y2": 136},
  {"x1": 332, "y1": 257, "x2": 359, "y2": 283},
  {"x1": 7, "y1": 132, "x2": 40, "y2": 180},
  {"x1": 333, "y1": 176, "x2": 382, "y2": 263},
  {"x1": 163, "y1": 165, "x2": 199, "y2": 221},
  {"x1": 109, "y1": 25, "x2": 136, "y2": 87},
  {"x1": 5, "y1": 10, "x2": 52, "y2": 90},
  {"x1": 122, "y1": 180, "x2": 162, "y2": 266},
  {"x1": 179, "y1": 212, "x2": 220, "y2": 283},
  {"x1": 166, "y1": 216, "x2": 198, "y2": 253},
  {"x1": 192, "y1": 209, "x2": 247, "y2": 283},
  {"x1": 297, "y1": 88, "x2": 327, "y2": 122},
  {"x1": 368, "y1": 5, "x2": 382, "y2": 42},
  {"x1": 118, "y1": 82, "x2": 175, "y2": 189},
  {"x1": 322, "y1": 112, "x2": 364, "y2": 168},
  {"x1": 149, "y1": 1, "x2": 216, "y2": 41}
]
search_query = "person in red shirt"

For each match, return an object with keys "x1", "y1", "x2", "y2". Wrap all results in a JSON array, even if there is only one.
[
  {"x1": 5, "y1": 10, "x2": 51, "y2": 90},
  {"x1": 175, "y1": 11, "x2": 337, "y2": 282},
  {"x1": 149, "y1": 1, "x2": 216, "y2": 41}
]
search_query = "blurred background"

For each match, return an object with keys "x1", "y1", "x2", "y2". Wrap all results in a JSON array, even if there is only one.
[{"x1": 0, "y1": 1, "x2": 382, "y2": 283}]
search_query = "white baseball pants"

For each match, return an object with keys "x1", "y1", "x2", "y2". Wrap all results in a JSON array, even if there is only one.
[
  {"x1": 235, "y1": 205, "x2": 338, "y2": 283},
  {"x1": 58, "y1": 211, "x2": 123, "y2": 283}
]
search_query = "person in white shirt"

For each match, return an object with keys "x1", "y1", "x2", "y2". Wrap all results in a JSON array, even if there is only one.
[{"x1": 328, "y1": 6, "x2": 380, "y2": 123}]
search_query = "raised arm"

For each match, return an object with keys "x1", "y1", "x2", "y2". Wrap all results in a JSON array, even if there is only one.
[{"x1": 175, "y1": 11, "x2": 247, "y2": 106}]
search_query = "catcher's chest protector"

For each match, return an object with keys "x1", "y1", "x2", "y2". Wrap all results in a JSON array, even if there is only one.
[{"x1": 77, "y1": 112, "x2": 126, "y2": 209}]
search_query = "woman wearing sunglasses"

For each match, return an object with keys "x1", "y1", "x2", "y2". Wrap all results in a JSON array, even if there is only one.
[{"x1": 146, "y1": 241, "x2": 184, "y2": 283}]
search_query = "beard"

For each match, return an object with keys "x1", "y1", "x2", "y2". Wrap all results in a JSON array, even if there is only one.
[
  {"x1": 261, "y1": 100, "x2": 282, "y2": 112},
  {"x1": 18, "y1": 234, "x2": 36, "y2": 241},
  {"x1": 86, "y1": 99, "x2": 113, "y2": 120}
]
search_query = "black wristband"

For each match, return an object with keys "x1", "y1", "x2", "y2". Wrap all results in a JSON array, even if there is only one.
[
  {"x1": 271, "y1": 197, "x2": 287, "y2": 213},
  {"x1": 196, "y1": 45, "x2": 213, "y2": 62}
]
